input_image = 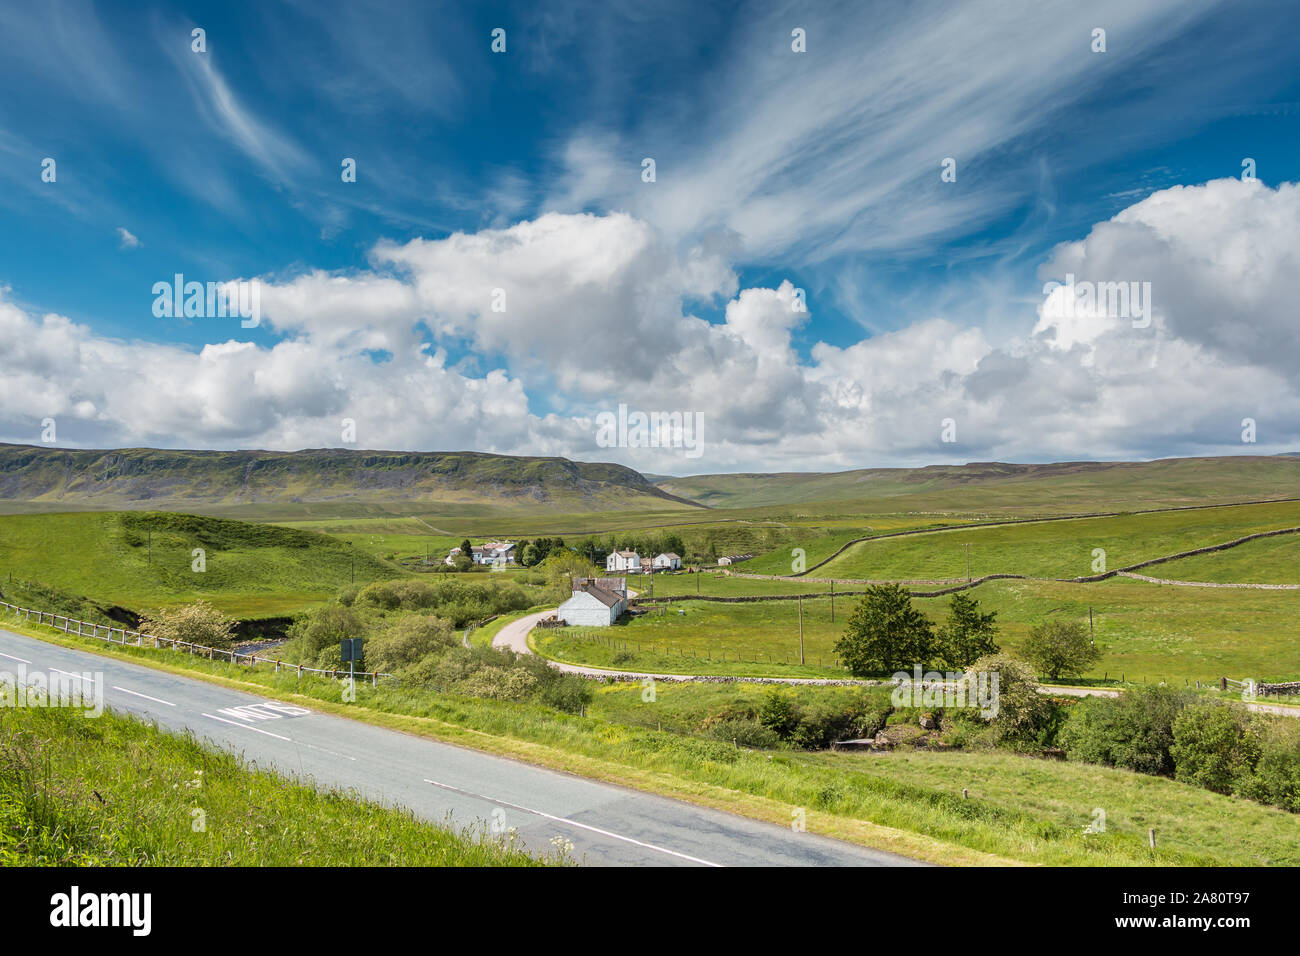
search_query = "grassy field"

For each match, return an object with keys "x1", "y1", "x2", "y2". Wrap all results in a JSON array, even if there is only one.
[
  {"x1": 814, "y1": 500, "x2": 1300, "y2": 581},
  {"x1": 7, "y1": 617, "x2": 1295, "y2": 867},
  {"x1": 635, "y1": 573, "x2": 835, "y2": 597},
  {"x1": 0, "y1": 704, "x2": 543, "y2": 866},
  {"x1": 0, "y1": 511, "x2": 400, "y2": 618},
  {"x1": 535, "y1": 597, "x2": 846, "y2": 677},
  {"x1": 532, "y1": 576, "x2": 1300, "y2": 684},
  {"x1": 1147, "y1": 533, "x2": 1300, "y2": 584}
]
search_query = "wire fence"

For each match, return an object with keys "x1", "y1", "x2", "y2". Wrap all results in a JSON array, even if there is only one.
[{"x1": 0, "y1": 599, "x2": 394, "y2": 687}]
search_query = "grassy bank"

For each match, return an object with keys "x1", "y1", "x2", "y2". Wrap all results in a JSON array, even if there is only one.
[
  {"x1": 0, "y1": 511, "x2": 400, "y2": 617},
  {"x1": 0, "y1": 704, "x2": 544, "y2": 866}
]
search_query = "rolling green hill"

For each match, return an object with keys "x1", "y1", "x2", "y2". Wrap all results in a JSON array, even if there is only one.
[
  {"x1": 0, "y1": 443, "x2": 700, "y2": 513},
  {"x1": 0, "y1": 511, "x2": 400, "y2": 618},
  {"x1": 655, "y1": 456, "x2": 1300, "y2": 511}
]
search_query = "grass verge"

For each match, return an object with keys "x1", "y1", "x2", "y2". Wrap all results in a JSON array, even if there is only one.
[{"x1": 0, "y1": 703, "x2": 544, "y2": 866}]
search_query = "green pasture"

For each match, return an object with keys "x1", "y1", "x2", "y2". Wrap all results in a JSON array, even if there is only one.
[
  {"x1": 534, "y1": 577, "x2": 1300, "y2": 684},
  {"x1": 1146, "y1": 533, "x2": 1300, "y2": 584},
  {"x1": 815, "y1": 500, "x2": 1300, "y2": 581}
]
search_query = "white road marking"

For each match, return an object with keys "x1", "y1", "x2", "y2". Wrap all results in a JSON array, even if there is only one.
[
  {"x1": 0, "y1": 651, "x2": 31, "y2": 664},
  {"x1": 203, "y1": 711, "x2": 352, "y2": 759},
  {"x1": 112, "y1": 685, "x2": 176, "y2": 707},
  {"x1": 51, "y1": 668, "x2": 95, "y2": 682},
  {"x1": 424, "y1": 778, "x2": 722, "y2": 867},
  {"x1": 202, "y1": 712, "x2": 293, "y2": 741},
  {"x1": 300, "y1": 741, "x2": 357, "y2": 761}
]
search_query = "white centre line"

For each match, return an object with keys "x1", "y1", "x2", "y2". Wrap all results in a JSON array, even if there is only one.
[
  {"x1": 424, "y1": 778, "x2": 722, "y2": 867},
  {"x1": 202, "y1": 712, "x2": 293, "y2": 741},
  {"x1": 0, "y1": 651, "x2": 31, "y2": 664},
  {"x1": 301, "y1": 741, "x2": 358, "y2": 761},
  {"x1": 112, "y1": 685, "x2": 176, "y2": 707}
]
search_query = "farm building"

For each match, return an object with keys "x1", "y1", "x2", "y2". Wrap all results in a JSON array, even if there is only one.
[
  {"x1": 652, "y1": 552, "x2": 682, "y2": 570},
  {"x1": 605, "y1": 549, "x2": 640, "y2": 572},
  {"x1": 717, "y1": 553, "x2": 753, "y2": 566},
  {"x1": 557, "y1": 580, "x2": 627, "y2": 627},
  {"x1": 446, "y1": 541, "x2": 517, "y2": 566}
]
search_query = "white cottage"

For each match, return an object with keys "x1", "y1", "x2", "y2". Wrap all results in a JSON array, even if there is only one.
[
  {"x1": 447, "y1": 541, "x2": 516, "y2": 566},
  {"x1": 605, "y1": 550, "x2": 640, "y2": 573},
  {"x1": 652, "y1": 552, "x2": 682, "y2": 570},
  {"x1": 556, "y1": 582, "x2": 627, "y2": 627}
]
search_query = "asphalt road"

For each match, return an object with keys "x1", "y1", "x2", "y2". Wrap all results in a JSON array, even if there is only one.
[{"x1": 0, "y1": 626, "x2": 922, "y2": 867}]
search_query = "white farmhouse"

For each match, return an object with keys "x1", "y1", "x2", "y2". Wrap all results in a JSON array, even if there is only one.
[
  {"x1": 481, "y1": 541, "x2": 516, "y2": 565},
  {"x1": 445, "y1": 541, "x2": 517, "y2": 566},
  {"x1": 652, "y1": 552, "x2": 682, "y2": 570},
  {"x1": 605, "y1": 550, "x2": 640, "y2": 573},
  {"x1": 556, "y1": 581, "x2": 627, "y2": 627}
]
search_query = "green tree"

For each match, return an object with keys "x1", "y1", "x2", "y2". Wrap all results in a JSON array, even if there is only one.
[
  {"x1": 936, "y1": 592, "x2": 999, "y2": 669},
  {"x1": 834, "y1": 583, "x2": 935, "y2": 676},
  {"x1": 1022, "y1": 619, "x2": 1101, "y2": 681},
  {"x1": 538, "y1": 551, "x2": 601, "y2": 601},
  {"x1": 758, "y1": 689, "x2": 801, "y2": 738},
  {"x1": 459, "y1": 539, "x2": 473, "y2": 561},
  {"x1": 967, "y1": 653, "x2": 1053, "y2": 745}
]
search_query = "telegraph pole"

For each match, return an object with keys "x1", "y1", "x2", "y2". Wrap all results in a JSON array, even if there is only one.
[
  {"x1": 830, "y1": 580, "x2": 835, "y2": 623},
  {"x1": 798, "y1": 595, "x2": 805, "y2": 665},
  {"x1": 964, "y1": 543, "x2": 970, "y2": 582}
]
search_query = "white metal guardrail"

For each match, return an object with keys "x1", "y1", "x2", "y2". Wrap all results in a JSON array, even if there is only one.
[{"x1": 0, "y1": 600, "x2": 394, "y2": 686}]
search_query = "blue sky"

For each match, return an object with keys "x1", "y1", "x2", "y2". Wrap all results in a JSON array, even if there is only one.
[{"x1": 3, "y1": 0, "x2": 1300, "y2": 472}]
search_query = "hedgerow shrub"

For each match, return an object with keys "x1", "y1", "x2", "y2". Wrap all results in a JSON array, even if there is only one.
[
  {"x1": 139, "y1": 600, "x2": 236, "y2": 651},
  {"x1": 1057, "y1": 685, "x2": 1191, "y2": 775},
  {"x1": 367, "y1": 615, "x2": 458, "y2": 674},
  {"x1": 966, "y1": 654, "x2": 1053, "y2": 747},
  {"x1": 757, "y1": 688, "x2": 891, "y2": 750},
  {"x1": 1234, "y1": 718, "x2": 1300, "y2": 812},
  {"x1": 1171, "y1": 703, "x2": 1260, "y2": 794},
  {"x1": 353, "y1": 578, "x2": 530, "y2": 626},
  {"x1": 279, "y1": 605, "x2": 365, "y2": 665}
]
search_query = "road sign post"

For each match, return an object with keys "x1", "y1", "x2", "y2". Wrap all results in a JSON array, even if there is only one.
[{"x1": 340, "y1": 637, "x2": 364, "y2": 688}]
